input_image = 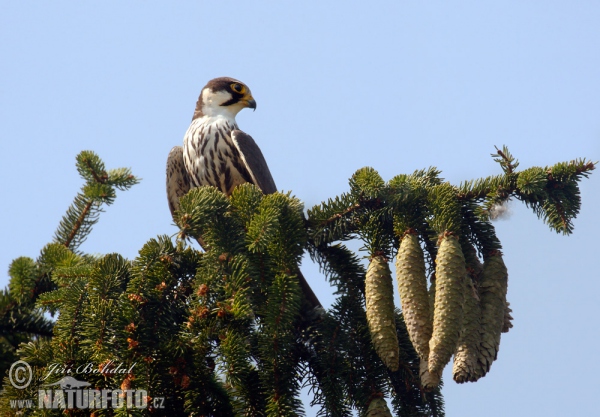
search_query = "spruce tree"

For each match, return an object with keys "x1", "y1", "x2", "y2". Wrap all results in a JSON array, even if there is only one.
[{"x1": 0, "y1": 148, "x2": 595, "y2": 416}]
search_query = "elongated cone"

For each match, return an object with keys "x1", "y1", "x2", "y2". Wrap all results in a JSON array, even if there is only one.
[
  {"x1": 420, "y1": 359, "x2": 441, "y2": 389},
  {"x1": 395, "y1": 232, "x2": 432, "y2": 361},
  {"x1": 419, "y1": 274, "x2": 441, "y2": 388},
  {"x1": 452, "y1": 243, "x2": 483, "y2": 383},
  {"x1": 476, "y1": 252, "x2": 508, "y2": 377},
  {"x1": 452, "y1": 278, "x2": 482, "y2": 383},
  {"x1": 366, "y1": 397, "x2": 392, "y2": 417},
  {"x1": 429, "y1": 234, "x2": 466, "y2": 379},
  {"x1": 365, "y1": 256, "x2": 399, "y2": 371}
]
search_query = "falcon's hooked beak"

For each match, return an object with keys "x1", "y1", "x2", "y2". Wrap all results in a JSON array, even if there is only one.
[{"x1": 243, "y1": 95, "x2": 257, "y2": 111}]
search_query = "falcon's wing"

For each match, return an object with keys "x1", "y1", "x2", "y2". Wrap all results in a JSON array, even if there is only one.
[
  {"x1": 166, "y1": 146, "x2": 191, "y2": 218},
  {"x1": 231, "y1": 130, "x2": 277, "y2": 194}
]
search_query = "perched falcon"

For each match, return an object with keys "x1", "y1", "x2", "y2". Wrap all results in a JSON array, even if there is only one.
[{"x1": 166, "y1": 77, "x2": 320, "y2": 308}]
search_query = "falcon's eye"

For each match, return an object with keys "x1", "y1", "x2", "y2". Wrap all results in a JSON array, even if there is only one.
[{"x1": 231, "y1": 83, "x2": 245, "y2": 94}]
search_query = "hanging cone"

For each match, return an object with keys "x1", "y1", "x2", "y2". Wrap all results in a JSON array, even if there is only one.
[
  {"x1": 366, "y1": 397, "x2": 393, "y2": 417},
  {"x1": 365, "y1": 255, "x2": 399, "y2": 371},
  {"x1": 420, "y1": 359, "x2": 441, "y2": 389},
  {"x1": 429, "y1": 233, "x2": 466, "y2": 379},
  {"x1": 395, "y1": 232, "x2": 432, "y2": 362},
  {"x1": 452, "y1": 278, "x2": 482, "y2": 383},
  {"x1": 419, "y1": 274, "x2": 441, "y2": 388},
  {"x1": 452, "y1": 243, "x2": 483, "y2": 383},
  {"x1": 476, "y1": 251, "x2": 508, "y2": 377}
]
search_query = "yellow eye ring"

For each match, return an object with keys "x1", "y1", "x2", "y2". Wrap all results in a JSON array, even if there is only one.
[{"x1": 231, "y1": 83, "x2": 245, "y2": 94}]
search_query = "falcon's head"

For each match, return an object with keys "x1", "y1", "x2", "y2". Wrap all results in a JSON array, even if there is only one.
[{"x1": 193, "y1": 77, "x2": 256, "y2": 120}]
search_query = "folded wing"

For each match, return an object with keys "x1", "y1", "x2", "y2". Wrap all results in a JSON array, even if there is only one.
[
  {"x1": 231, "y1": 130, "x2": 277, "y2": 194},
  {"x1": 166, "y1": 146, "x2": 191, "y2": 218}
]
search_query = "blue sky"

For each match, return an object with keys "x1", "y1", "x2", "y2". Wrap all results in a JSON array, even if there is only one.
[{"x1": 1, "y1": 1, "x2": 599, "y2": 415}]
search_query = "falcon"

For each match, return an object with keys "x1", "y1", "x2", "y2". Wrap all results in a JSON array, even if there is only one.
[{"x1": 166, "y1": 77, "x2": 320, "y2": 308}]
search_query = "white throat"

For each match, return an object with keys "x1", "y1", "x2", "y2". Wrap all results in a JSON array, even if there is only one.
[{"x1": 200, "y1": 89, "x2": 245, "y2": 119}]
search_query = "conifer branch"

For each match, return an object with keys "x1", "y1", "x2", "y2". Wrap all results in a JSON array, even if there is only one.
[
  {"x1": 492, "y1": 145, "x2": 519, "y2": 174},
  {"x1": 53, "y1": 151, "x2": 139, "y2": 251},
  {"x1": 2, "y1": 148, "x2": 595, "y2": 416},
  {"x1": 63, "y1": 199, "x2": 94, "y2": 249},
  {"x1": 323, "y1": 202, "x2": 362, "y2": 225},
  {"x1": 84, "y1": 156, "x2": 108, "y2": 184}
]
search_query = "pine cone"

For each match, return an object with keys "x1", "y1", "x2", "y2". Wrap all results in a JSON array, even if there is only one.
[
  {"x1": 366, "y1": 397, "x2": 393, "y2": 417},
  {"x1": 420, "y1": 359, "x2": 441, "y2": 389},
  {"x1": 452, "y1": 278, "x2": 482, "y2": 383},
  {"x1": 476, "y1": 252, "x2": 508, "y2": 377},
  {"x1": 419, "y1": 275, "x2": 442, "y2": 389},
  {"x1": 365, "y1": 255, "x2": 399, "y2": 371},
  {"x1": 395, "y1": 232, "x2": 432, "y2": 362},
  {"x1": 429, "y1": 234, "x2": 466, "y2": 378}
]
